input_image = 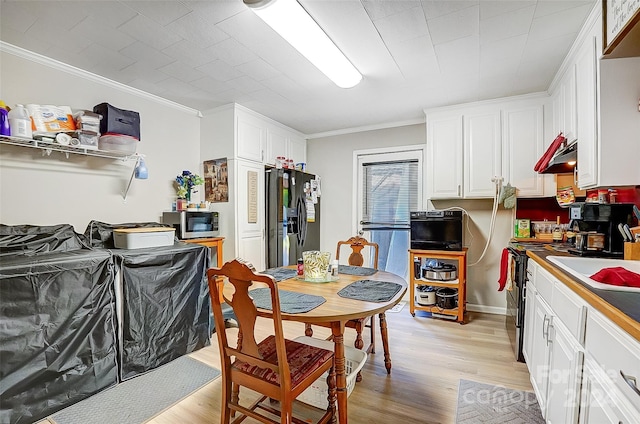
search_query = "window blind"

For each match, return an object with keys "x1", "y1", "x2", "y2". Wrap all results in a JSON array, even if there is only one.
[{"x1": 361, "y1": 159, "x2": 418, "y2": 230}]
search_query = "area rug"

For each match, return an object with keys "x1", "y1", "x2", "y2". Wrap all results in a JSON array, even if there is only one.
[
  {"x1": 455, "y1": 379, "x2": 544, "y2": 424},
  {"x1": 50, "y1": 356, "x2": 221, "y2": 424}
]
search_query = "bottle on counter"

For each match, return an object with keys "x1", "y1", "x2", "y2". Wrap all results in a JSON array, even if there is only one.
[
  {"x1": 297, "y1": 258, "x2": 304, "y2": 276},
  {"x1": 552, "y1": 216, "x2": 563, "y2": 242},
  {"x1": 8, "y1": 104, "x2": 32, "y2": 139}
]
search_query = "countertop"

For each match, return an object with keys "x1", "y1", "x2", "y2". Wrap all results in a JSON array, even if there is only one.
[{"x1": 527, "y1": 248, "x2": 640, "y2": 342}]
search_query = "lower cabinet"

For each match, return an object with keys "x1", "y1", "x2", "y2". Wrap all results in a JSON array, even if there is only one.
[
  {"x1": 525, "y1": 257, "x2": 640, "y2": 424},
  {"x1": 579, "y1": 359, "x2": 638, "y2": 424},
  {"x1": 546, "y1": 320, "x2": 583, "y2": 424}
]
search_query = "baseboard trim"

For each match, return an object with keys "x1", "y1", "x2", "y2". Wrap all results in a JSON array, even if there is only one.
[{"x1": 467, "y1": 304, "x2": 506, "y2": 315}]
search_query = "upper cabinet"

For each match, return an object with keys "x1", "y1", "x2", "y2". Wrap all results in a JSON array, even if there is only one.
[
  {"x1": 204, "y1": 103, "x2": 307, "y2": 166},
  {"x1": 425, "y1": 94, "x2": 549, "y2": 200},
  {"x1": 550, "y1": 5, "x2": 640, "y2": 189},
  {"x1": 602, "y1": 0, "x2": 640, "y2": 58}
]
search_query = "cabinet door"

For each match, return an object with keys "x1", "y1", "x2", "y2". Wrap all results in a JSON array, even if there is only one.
[
  {"x1": 579, "y1": 361, "x2": 637, "y2": 424},
  {"x1": 546, "y1": 321, "x2": 583, "y2": 424},
  {"x1": 523, "y1": 282, "x2": 536, "y2": 366},
  {"x1": 265, "y1": 127, "x2": 288, "y2": 166},
  {"x1": 530, "y1": 294, "x2": 553, "y2": 417},
  {"x1": 551, "y1": 86, "x2": 564, "y2": 138},
  {"x1": 463, "y1": 110, "x2": 501, "y2": 198},
  {"x1": 501, "y1": 104, "x2": 545, "y2": 197},
  {"x1": 575, "y1": 34, "x2": 598, "y2": 188},
  {"x1": 237, "y1": 113, "x2": 265, "y2": 163},
  {"x1": 426, "y1": 113, "x2": 463, "y2": 199},
  {"x1": 288, "y1": 135, "x2": 307, "y2": 165},
  {"x1": 562, "y1": 69, "x2": 577, "y2": 143},
  {"x1": 235, "y1": 160, "x2": 265, "y2": 271}
]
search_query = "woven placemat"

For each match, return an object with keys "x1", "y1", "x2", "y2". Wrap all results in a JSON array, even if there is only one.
[
  {"x1": 337, "y1": 280, "x2": 402, "y2": 302},
  {"x1": 260, "y1": 267, "x2": 298, "y2": 282},
  {"x1": 249, "y1": 288, "x2": 326, "y2": 313},
  {"x1": 338, "y1": 265, "x2": 378, "y2": 276}
]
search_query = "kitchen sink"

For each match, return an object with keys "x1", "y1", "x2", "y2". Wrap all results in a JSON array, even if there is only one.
[{"x1": 547, "y1": 256, "x2": 640, "y2": 293}]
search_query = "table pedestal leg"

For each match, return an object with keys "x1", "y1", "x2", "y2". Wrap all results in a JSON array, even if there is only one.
[{"x1": 331, "y1": 321, "x2": 347, "y2": 424}]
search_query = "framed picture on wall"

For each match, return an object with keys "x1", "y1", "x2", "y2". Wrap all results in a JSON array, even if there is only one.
[{"x1": 204, "y1": 158, "x2": 228, "y2": 203}]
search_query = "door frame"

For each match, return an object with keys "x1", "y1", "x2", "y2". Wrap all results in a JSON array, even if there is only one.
[{"x1": 352, "y1": 145, "x2": 425, "y2": 236}]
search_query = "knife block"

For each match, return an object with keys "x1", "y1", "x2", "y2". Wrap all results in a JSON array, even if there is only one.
[{"x1": 624, "y1": 242, "x2": 640, "y2": 260}]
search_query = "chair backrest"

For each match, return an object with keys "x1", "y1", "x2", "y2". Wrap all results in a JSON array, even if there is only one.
[
  {"x1": 336, "y1": 235, "x2": 379, "y2": 269},
  {"x1": 207, "y1": 259, "x2": 292, "y2": 389}
]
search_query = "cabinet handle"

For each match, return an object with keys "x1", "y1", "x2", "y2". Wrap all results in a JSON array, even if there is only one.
[
  {"x1": 457, "y1": 185, "x2": 461, "y2": 197},
  {"x1": 620, "y1": 370, "x2": 640, "y2": 397},
  {"x1": 542, "y1": 315, "x2": 549, "y2": 340},
  {"x1": 573, "y1": 166, "x2": 578, "y2": 185}
]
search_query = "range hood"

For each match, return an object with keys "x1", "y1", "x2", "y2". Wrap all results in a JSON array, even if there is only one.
[{"x1": 541, "y1": 142, "x2": 577, "y2": 174}]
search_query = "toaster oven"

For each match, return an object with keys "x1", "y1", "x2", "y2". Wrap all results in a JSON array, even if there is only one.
[{"x1": 162, "y1": 211, "x2": 219, "y2": 239}]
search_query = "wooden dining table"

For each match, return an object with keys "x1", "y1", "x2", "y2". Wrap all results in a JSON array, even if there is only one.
[{"x1": 224, "y1": 268, "x2": 407, "y2": 424}]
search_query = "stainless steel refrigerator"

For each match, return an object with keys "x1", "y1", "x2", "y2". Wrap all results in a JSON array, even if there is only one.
[{"x1": 265, "y1": 167, "x2": 320, "y2": 268}]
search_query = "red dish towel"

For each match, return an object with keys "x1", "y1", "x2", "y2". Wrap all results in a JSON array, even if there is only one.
[
  {"x1": 534, "y1": 133, "x2": 566, "y2": 172},
  {"x1": 498, "y1": 248, "x2": 509, "y2": 291},
  {"x1": 590, "y1": 267, "x2": 640, "y2": 288}
]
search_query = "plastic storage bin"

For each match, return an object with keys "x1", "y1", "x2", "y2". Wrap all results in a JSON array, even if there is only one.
[
  {"x1": 293, "y1": 336, "x2": 367, "y2": 409},
  {"x1": 98, "y1": 134, "x2": 137, "y2": 155},
  {"x1": 113, "y1": 227, "x2": 175, "y2": 249}
]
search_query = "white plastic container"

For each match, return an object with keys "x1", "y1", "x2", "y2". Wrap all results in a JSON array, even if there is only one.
[
  {"x1": 8, "y1": 104, "x2": 32, "y2": 139},
  {"x1": 293, "y1": 336, "x2": 367, "y2": 409},
  {"x1": 98, "y1": 134, "x2": 137, "y2": 155},
  {"x1": 113, "y1": 227, "x2": 175, "y2": 249}
]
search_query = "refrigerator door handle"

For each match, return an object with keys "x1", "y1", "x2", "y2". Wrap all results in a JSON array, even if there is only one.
[{"x1": 297, "y1": 196, "x2": 307, "y2": 246}]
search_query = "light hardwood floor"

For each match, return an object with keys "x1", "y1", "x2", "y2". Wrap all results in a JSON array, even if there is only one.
[{"x1": 41, "y1": 308, "x2": 532, "y2": 424}]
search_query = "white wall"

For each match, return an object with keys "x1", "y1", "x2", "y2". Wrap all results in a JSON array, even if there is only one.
[
  {"x1": 0, "y1": 51, "x2": 201, "y2": 233},
  {"x1": 307, "y1": 124, "x2": 512, "y2": 312}
]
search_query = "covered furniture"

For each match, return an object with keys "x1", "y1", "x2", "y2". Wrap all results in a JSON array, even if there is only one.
[
  {"x1": 0, "y1": 225, "x2": 119, "y2": 424},
  {"x1": 207, "y1": 259, "x2": 336, "y2": 424}
]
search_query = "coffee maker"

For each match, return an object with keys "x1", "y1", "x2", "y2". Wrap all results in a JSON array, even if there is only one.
[{"x1": 568, "y1": 203, "x2": 636, "y2": 256}]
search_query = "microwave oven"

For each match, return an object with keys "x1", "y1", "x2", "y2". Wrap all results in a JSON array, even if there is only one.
[
  {"x1": 410, "y1": 210, "x2": 464, "y2": 250},
  {"x1": 162, "y1": 211, "x2": 219, "y2": 239}
]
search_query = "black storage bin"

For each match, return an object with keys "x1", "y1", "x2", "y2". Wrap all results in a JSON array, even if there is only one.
[{"x1": 93, "y1": 103, "x2": 141, "y2": 140}]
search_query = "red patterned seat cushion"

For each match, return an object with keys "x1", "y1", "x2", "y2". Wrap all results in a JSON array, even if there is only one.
[{"x1": 232, "y1": 336, "x2": 333, "y2": 386}]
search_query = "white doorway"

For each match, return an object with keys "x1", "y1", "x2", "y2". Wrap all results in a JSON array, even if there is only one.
[{"x1": 353, "y1": 146, "x2": 423, "y2": 281}]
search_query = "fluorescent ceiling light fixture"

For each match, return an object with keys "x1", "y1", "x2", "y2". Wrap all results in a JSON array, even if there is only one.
[{"x1": 244, "y1": 0, "x2": 362, "y2": 88}]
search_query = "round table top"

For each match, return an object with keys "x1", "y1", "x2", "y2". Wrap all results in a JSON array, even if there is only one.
[{"x1": 225, "y1": 268, "x2": 407, "y2": 324}]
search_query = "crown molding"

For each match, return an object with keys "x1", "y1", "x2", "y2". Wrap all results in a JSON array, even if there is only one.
[
  {"x1": 307, "y1": 117, "x2": 425, "y2": 139},
  {"x1": 0, "y1": 41, "x2": 202, "y2": 117}
]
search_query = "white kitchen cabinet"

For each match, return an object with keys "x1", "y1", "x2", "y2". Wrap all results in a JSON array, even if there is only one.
[
  {"x1": 546, "y1": 320, "x2": 583, "y2": 424},
  {"x1": 549, "y1": 5, "x2": 640, "y2": 189},
  {"x1": 575, "y1": 32, "x2": 598, "y2": 188},
  {"x1": 525, "y1": 262, "x2": 587, "y2": 423},
  {"x1": 264, "y1": 126, "x2": 307, "y2": 167},
  {"x1": 425, "y1": 94, "x2": 550, "y2": 199},
  {"x1": 580, "y1": 359, "x2": 639, "y2": 424},
  {"x1": 522, "y1": 261, "x2": 537, "y2": 365},
  {"x1": 463, "y1": 110, "x2": 501, "y2": 198},
  {"x1": 530, "y1": 293, "x2": 553, "y2": 416},
  {"x1": 426, "y1": 113, "x2": 463, "y2": 198},
  {"x1": 237, "y1": 112, "x2": 266, "y2": 163},
  {"x1": 551, "y1": 70, "x2": 577, "y2": 143},
  {"x1": 502, "y1": 104, "x2": 545, "y2": 197}
]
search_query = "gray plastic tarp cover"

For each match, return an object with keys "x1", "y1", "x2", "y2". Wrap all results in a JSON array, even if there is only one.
[
  {"x1": 114, "y1": 242, "x2": 211, "y2": 380},
  {"x1": 0, "y1": 249, "x2": 118, "y2": 424}
]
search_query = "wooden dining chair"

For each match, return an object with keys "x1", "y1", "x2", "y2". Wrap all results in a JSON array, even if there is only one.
[
  {"x1": 305, "y1": 236, "x2": 390, "y2": 382},
  {"x1": 207, "y1": 258, "x2": 336, "y2": 424}
]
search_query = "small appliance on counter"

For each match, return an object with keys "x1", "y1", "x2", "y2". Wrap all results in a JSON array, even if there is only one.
[
  {"x1": 567, "y1": 202, "x2": 636, "y2": 257},
  {"x1": 415, "y1": 285, "x2": 436, "y2": 306},
  {"x1": 162, "y1": 211, "x2": 219, "y2": 239}
]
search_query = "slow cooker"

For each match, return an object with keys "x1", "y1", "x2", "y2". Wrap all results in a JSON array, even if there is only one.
[
  {"x1": 436, "y1": 287, "x2": 458, "y2": 309},
  {"x1": 422, "y1": 263, "x2": 457, "y2": 281},
  {"x1": 415, "y1": 285, "x2": 436, "y2": 306}
]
